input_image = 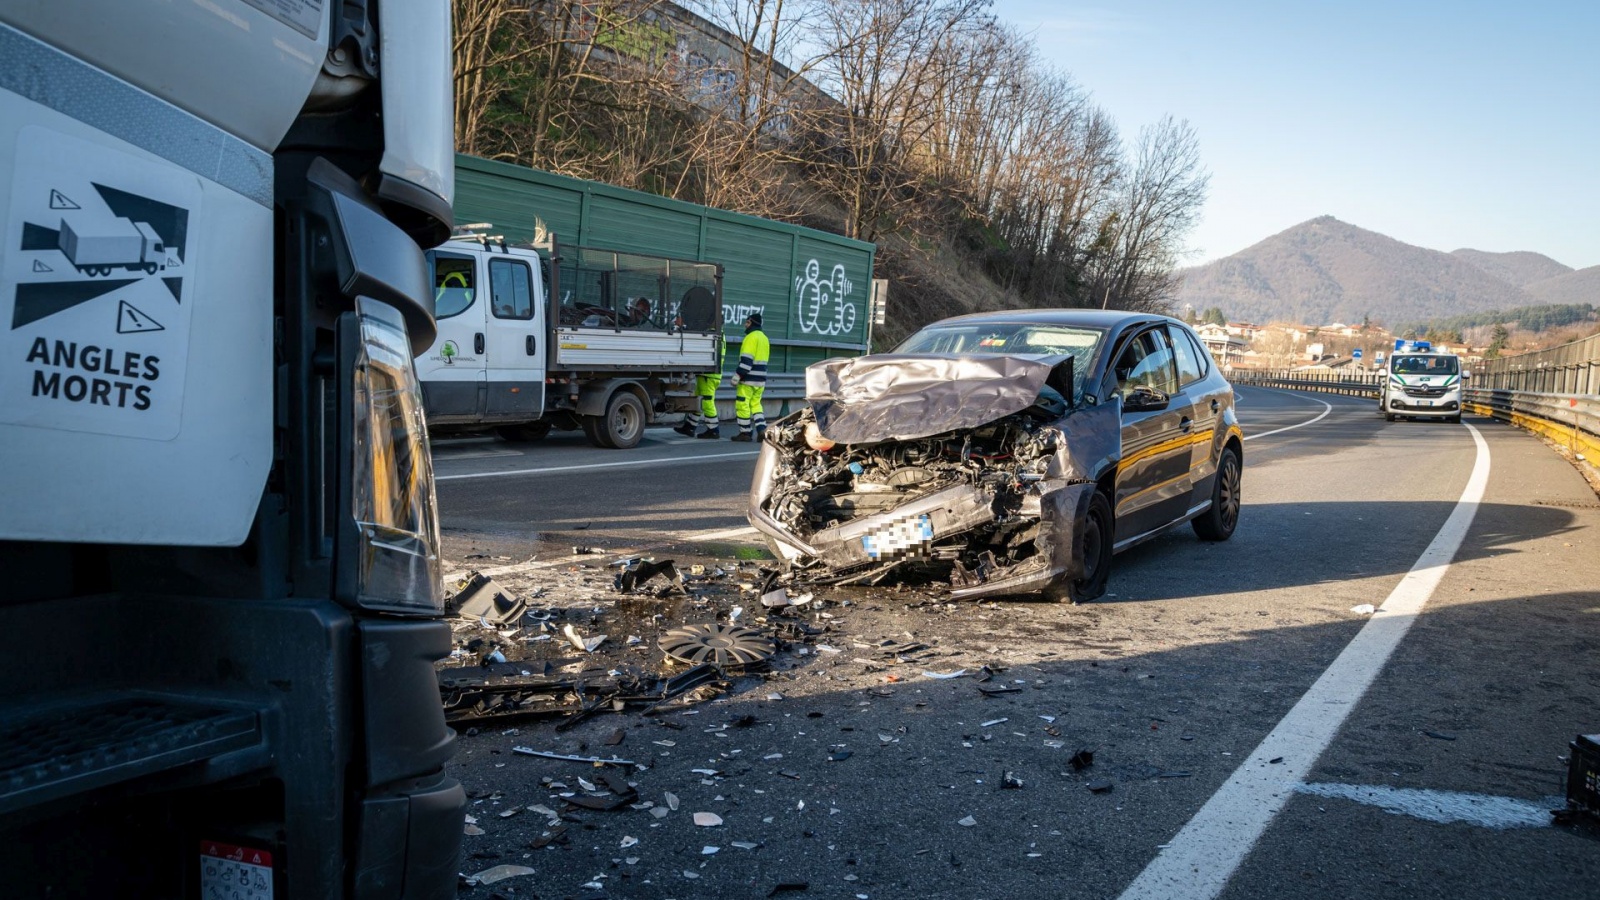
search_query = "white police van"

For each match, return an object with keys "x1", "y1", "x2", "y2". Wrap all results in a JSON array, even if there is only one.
[{"x1": 1379, "y1": 340, "x2": 1467, "y2": 423}]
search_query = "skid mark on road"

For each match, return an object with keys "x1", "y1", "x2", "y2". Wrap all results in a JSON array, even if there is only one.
[{"x1": 1120, "y1": 423, "x2": 1492, "y2": 900}]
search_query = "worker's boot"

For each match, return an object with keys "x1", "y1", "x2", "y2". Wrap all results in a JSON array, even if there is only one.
[
  {"x1": 754, "y1": 425, "x2": 767, "y2": 443},
  {"x1": 731, "y1": 431, "x2": 753, "y2": 443},
  {"x1": 673, "y1": 420, "x2": 696, "y2": 437},
  {"x1": 697, "y1": 427, "x2": 721, "y2": 439}
]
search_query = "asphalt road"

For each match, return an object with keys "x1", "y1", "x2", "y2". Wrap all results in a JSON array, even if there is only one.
[{"x1": 431, "y1": 389, "x2": 1600, "y2": 900}]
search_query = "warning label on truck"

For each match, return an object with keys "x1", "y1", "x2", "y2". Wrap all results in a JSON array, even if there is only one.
[{"x1": 2, "y1": 126, "x2": 200, "y2": 440}]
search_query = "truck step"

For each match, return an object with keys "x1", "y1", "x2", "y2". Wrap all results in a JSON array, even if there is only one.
[{"x1": 0, "y1": 693, "x2": 261, "y2": 815}]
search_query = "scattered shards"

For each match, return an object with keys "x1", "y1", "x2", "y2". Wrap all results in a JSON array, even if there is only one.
[
  {"x1": 497, "y1": 807, "x2": 520, "y2": 818},
  {"x1": 1001, "y1": 772, "x2": 1024, "y2": 790},
  {"x1": 761, "y1": 588, "x2": 813, "y2": 608},
  {"x1": 923, "y1": 670, "x2": 967, "y2": 680},
  {"x1": 702, "y1": 846, "x2": 720, "y2": 855},
  {"x1": 529, "y1": 826, "x2": 568, "y2": 849},
  {"x1": 466, "y1": 865, "x2": 537, "y2": 886},
  {"x1": 694, "y1": 812, "x2": 724, "y2": 827},
  {"x1": 980, "y1": 718, "x2": 1009, "y2": 728},
  {"x1": 1423, "y1": 730, "x2": 1458, "y2": 741},
  {"x1": 620, "y1": 836, "x2": 639, "y2": 849},
  {"x1": 616, "y1": 558, "x2": 688, "y2": 595},
  {"x1": 528, "y1": 804, "x2": 558, "y2": 818},
  {"x1": 660, "y1": 623, "x2": 774, "y2": 667},
  {"x1": 957, "y1": 815, "x2": 977, "y2": 827},
  {"x1": 463, "y1": 824, "x2": 485, "y2": 836},
  {"x1": 1351, "y1": 604, "x2": 1376, "y2": 615},
  {"x1": 605, "y1": 728, "x2": 626, "y2": 746},
  {"x1": 1068, "y1": 749, "x2": 1094, "y2": 772},
  {"x1": 511, "y1": 747, "x2": 637, "y2": 767},
  {"x1": 978, "y1": 684, "x2": 1021, "y2": 696},
  {"x1": 1269, "y1": 757, "x2": 1284, "y2": 764},
  {"x1": 573, "y1": 546, "x2": 598, "y2": 555},
  {"x1": 664, "y1": 792, "x2": 680, "y2": 811},
  {"x1": 829, "y1": 750, "x2": 853, "y2": 762},
  {"x1": 441, "y1": 663, "x2": 726, "y2": 725},
  {"x1": 562, "y1": 623, "x2": 607, "y2": 653},
  {"x1": 450, "y1": 573, "x2": 527, "y2": 625},
  {"x1": 1085, "y1": 779, "x2": 1114, "y2": 793},
  {"x1": 732, "y1": 841, "x2": 761, "y2": 850}
]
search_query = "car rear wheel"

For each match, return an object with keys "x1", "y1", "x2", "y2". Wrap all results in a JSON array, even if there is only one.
[
  {"x1": 1192, "y1": 445, "x2": 1241, "y2": 541},
  {"x1": 1047, "y1": 490, "x2": 1113, "y2": 604}
]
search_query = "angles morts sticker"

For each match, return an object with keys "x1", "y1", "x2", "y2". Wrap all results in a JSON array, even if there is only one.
[{"x1": 3, "y1": 126, "x2": 201, "y2": 440}]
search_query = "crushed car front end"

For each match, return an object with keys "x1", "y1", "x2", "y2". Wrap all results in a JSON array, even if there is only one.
[{"x1": 748, "y1": 349, "x2": 1119, "y2": 601}]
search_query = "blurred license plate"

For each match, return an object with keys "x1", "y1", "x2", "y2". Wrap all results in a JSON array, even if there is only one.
[
  {"x1": 862, "y1": 514, "x2": 934, "y2": 559},
  {"x1": 1417, "y1": 400, "x2": 1433, "y2": 406}
]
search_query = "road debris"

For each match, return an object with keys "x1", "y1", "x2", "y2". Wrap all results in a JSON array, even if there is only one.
[
  {"x1": 465, "y1": 864, "x2": 536, "y2": 886},
  {"x1": 1351, "y1": 604, "x2": 1376, "y2": 615},
  {"x1": 660, "y1": 623, "x2": 775, "y2": 667},
  {"x1": 511, "y1": 747, "x2": 637, "y2": 767},
  {"x1": 694, "y1": 812, "x2": 723, "y2": 827},
  {"x1": 563, "y1": 623, "x2": 608, "y2": 653},
  {"x1": 450, "y1": 573, "x2": 529, "y2": 625}
]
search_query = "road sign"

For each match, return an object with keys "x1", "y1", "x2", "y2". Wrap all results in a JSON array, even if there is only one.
[{"x1": 1353, "y1": 349, "x2": 1363, "y2": 359}]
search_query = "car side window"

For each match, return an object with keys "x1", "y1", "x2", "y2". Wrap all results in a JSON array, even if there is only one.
[
  {"x1": 1115, "y1": 329, "x2": 1179, "y2": 395},
  {"x1": 430, "y1": 252, "x2": 476, "y2": 319},
  {"x1": 1170, "y1": 324, "x2": 1208, "y2": 387},
  {"x1": 489, "y1": 258, "x2": 533, "y2": 320}
]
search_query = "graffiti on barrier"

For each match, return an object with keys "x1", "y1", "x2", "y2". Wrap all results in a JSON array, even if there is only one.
[{"x1": 795, "y1": 259, "x2": 856, "y2": 337}]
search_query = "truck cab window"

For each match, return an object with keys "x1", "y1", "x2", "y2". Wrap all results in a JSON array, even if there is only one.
[
  {"x1": 489, "y1": 258, "x2": 533, "y2": 319},
  {"x1": 430, "y1": 252, "x2": 476, "y2": 319}
]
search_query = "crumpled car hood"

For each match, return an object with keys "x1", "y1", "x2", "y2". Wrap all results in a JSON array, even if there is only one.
[{"x1": 806, "y1": 353, "x2": 1062, "y2": 443}]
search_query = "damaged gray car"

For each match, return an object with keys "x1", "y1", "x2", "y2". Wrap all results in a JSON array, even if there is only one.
[{"x1": 748, "y1": 310, "x2": 1243, "y2": 602}]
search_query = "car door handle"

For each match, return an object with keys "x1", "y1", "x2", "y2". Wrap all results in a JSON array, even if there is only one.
[
  {"x1": 526, "y1": 334, "x2": 537, "y2": 356},
  {"x1": 474, "y1": 333, "x2": 485, "y2": 354},
  {"x1": 1180, "y1": 417, "x2": 1193, "y2": 433},
  {"x1": 1210, "y1": 398, "x2": 1220, "y2": 413}
]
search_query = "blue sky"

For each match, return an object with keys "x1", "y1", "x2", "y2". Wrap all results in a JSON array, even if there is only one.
[{"x1": 990, "y1": 1, "x2": 1599, "y2": 270}]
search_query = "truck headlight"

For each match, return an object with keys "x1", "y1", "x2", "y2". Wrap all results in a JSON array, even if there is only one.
[{"x1": 350, "y1": 297, "x2": 443, "y2": 613}]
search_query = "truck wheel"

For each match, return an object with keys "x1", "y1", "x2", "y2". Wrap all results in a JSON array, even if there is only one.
[
  {"x1": 1192, "y1": 445, "x2": 1241, "y2": 541},
  {"x1": 587, "y1": 392, "x2": 646, "y2": 450},
  {"x1": 496, "y1": 421, "x2": 551, "y2": 442},
  {"x1": 143, "y1": 262, "x2": 159, "y2": 275},
  {"x1": 1045, "y1": 490, "x2": 1113, "y2": 604}
]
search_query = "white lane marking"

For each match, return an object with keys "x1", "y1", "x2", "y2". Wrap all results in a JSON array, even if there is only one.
[
  {"x1": 443, "y1": 525, "x2": 762, "y2": 580},
  {"x1": 1242, "y1": 394, "x2": 1333, "y2": 442},
  {"x1": 1295, "y1": 784, "x2": 1557, "y2": 830},
  {"x1": 437, "y1": 450, "x2": 760, "y2": 481},
  {"x1": 1120, "y1": 422, "x2": 1491, "y2": 900}
]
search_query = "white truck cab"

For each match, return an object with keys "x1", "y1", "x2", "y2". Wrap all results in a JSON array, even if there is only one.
[
  {"x1": 1379, "y1": 339, "x2": 1466, "y2": 423},
  {"x1": 418, "y1": 232, "x2": 723, "y2": 448}
]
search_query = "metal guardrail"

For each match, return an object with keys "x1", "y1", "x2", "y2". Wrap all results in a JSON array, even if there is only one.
[
  {"x1": 1463, "y1": 388, "x2": 1600, "y2": 464},
  {"x1": 1226, "y1": 369, "x2": 1382, "y2": 397}
]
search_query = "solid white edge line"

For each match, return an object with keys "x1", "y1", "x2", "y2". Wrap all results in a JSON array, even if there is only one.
[
  {"x1": 1119, "y1": 422, "x2": 1491, "y2": 900},
  {"x1": 436, "y1": 449, "x2": 761, "y2": 481},
  {"x1": 1242, "y1": 392, "x2": 1334, "y2": 442}
]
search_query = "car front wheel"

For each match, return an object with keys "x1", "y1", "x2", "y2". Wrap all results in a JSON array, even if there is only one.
[
  {"x1": 1192, "y1": 445, "x2": 1241, "y2": 541},
  {"x1": 1047, "y1": 490, "x2": 1113, "y2": 604}
]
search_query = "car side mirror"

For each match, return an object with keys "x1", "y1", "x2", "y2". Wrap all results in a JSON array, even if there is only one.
[{"x1": 1122, "y1": 385, "x2": 1170, "y2": 413}]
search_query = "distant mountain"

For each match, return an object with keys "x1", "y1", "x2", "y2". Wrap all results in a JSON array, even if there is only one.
[
  {"x1": 1176, "y1": 216, "x2": 1544, "y2": 326},
  {"x1": 1524, "y1": 265, "x2": 1600, "y2": 307},
  {"x1": 1449, "y1": 249, "x2": 1572, "y2": 288}
]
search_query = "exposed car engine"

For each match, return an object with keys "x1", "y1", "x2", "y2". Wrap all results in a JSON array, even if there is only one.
[{"x1": 760, "y1": 404, "x2": 1067, "y2": 586}]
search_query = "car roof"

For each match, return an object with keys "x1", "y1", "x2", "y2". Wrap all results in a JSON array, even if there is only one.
[{"x1": 916, "y1": 308, "x2": 1177, "y2": 331}]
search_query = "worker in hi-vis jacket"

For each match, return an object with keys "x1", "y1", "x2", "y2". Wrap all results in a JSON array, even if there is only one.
[
  {"x1": 730, "y1": 312, "x2": 769, "y2": 442},
  {"x1": 675, "y1": 320, "x2": 724, "y2": 438}
]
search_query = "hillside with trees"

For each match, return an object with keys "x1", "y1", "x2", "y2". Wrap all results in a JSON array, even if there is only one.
[
  {"x1": 451, "y1": 0, "x2": 1209, "y2": 344},
  {"x1": 1449, "y1": 249, "x2": 1572, "y2": 288},
  {"x1": 1524, "y1": 266, "x2": 1600, "y2": 307}
]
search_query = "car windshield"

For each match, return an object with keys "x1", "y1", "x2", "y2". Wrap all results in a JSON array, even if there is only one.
[
  {"x1": 894, "y1": 323, "x2": 1104, "y2": 401},
  {"x1": 1392, "y1": 354, "x2": 1458, "y2": 375}
]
